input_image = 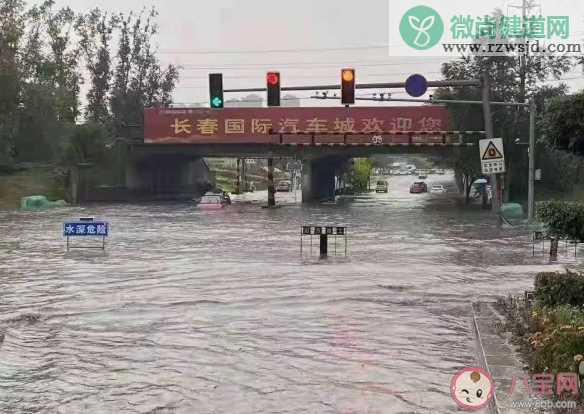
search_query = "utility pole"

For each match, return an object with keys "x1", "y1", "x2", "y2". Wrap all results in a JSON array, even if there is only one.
[
  {"x1": 482, "y1": 71, "x2": 501, "y2": 211},
  {"x1": 267, "y1": 158, "x2": 275, "y2": 207},
  {"x1": 236, "y1": 158, "x2": 241, "y2": 194},
  {"x1": 242, "y1": 159, "x2": 247, "y2": 192},
  {"x1": 519, "y1": 0, "x2": 528, "y2": 101},
  {"x1": 508, "y1": 0, "x2": 539, "y2": 101},
  {"x1": 509, "y1": 0, "x2": 539, "y2": 204},
  {"x1": 528, "y1": 99, "x2": 536, "y2": 221}
]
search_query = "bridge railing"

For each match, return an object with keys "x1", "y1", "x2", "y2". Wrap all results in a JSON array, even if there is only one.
[{"x1": 267, "y1": 130, "x2": 485, "y2": 146}]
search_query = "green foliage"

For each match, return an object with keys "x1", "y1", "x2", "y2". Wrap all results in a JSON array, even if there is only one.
[
  {"x1": 537, "y1": 145, "x2": 584, "y2": 193},
  {"x1": 109, "y1": 8, "x2": 179, "y2": 136},
  {"x1": 535, "y1": 270, "x2": 584, "y2": 307},
  {"x1": 350, "y1": 159, "x2": 373, "y2": 193},
  {"x1": 0, "y1": 0, "x2": 26, "y2": 166},
  {"x1": 529, "y1": 305, "x2": 584, "y2": 373},
  {"x1": 541, "y1": 92, "x2": 584, "y2": 155},
  {"x1": 537, "y1": 201, "x2": 584, "y2": 240},
  {"x1": 61, "y1": 122, "x2": 109, "y2": 165},
  {"x1": 75, "y1": 8, "x2": 118, "y2": 124},
  {"x1": 448, "y1": 147, "x2": 482, "y2": 202},
  {"x1": 0, "y1": 1, "x2": 178, "y2": 166}
]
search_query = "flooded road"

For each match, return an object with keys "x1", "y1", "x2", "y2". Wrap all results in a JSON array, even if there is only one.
[{"x1": 0, "y1": 175, "x2": 559, "y2": 413}]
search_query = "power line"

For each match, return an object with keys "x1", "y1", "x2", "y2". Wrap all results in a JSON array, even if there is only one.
[
  {"x1": 179, "y1": 71, "x2": 444, "y2": 81},
  {"x1": 158, "y1": 44, "x2": 391, "y2": 55},
  {"x1": 174, "y1": 59, "x2": 447, "y2": 70},
  {"x1": 548, "y1": 75, "x2": 584, "y2": 82},
  {"x1": 170, "y1": 91, "x2": 412, "y2": 107}
]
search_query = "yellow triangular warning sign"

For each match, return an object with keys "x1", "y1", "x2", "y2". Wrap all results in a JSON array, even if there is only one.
[{"x1": 482, "y1": 141, "x2": 503, "y2": 160}]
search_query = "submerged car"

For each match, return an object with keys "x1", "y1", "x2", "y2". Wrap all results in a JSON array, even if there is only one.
[
  {"x1": 410, "y1": 181, "x2": 428, "y2": 194},
  {"x1": 431, "y1": 184, "x2": 447, "y2": 193},
  {"x1": 276, "y1": 180, "x2": 292, "y2": 192},
  {"x1": 196, "y1": 193, "x2": 230, "y2": 209},
  {"x1": 375, "y1": 180, "x2": 389, "y2": 193}
]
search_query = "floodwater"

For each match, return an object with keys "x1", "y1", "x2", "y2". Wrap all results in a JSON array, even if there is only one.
[{"x1": 0, "y1": 175, "x2": 561, "y2": 413}]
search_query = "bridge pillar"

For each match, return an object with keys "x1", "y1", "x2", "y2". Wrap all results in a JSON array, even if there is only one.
[
  {"x1": 301, "y1": 160, "x2": 313, "y2": 202},
  {"x1": 301, "y1": 157, "x2": 344, "y2": 203}
]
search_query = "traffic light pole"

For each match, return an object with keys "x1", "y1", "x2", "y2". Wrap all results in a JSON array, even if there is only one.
[
  {"x1": 266, "y1": 72, "x2": 281, "y2": 208},
  {"x1": 267, "y1": 158, "x2": 275, "y2": 208},
  {"x1": 221, "y1": 75, "x2": 541, "y2": 217},
  {"x1": 224, "y1": 79, "x2": 481, "y2": 94},
  {"x1": 481, "y1": 72, "x2": 501, "y2": 212}
]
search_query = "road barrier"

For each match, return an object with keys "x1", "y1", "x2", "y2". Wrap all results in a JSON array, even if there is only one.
[
  {"x1": 301, "y1": 226, "x2": 347, "y2": 258},
  {"x1": 64, "y1": 217, "x2": 109, "y2": 251},
  {"x1": 532, "y1": 231, "x2": 580, "y2": 258}
]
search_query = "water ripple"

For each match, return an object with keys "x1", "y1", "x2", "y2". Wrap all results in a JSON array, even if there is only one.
[{"x1": 0, "y1": 177, "x2": 558, "y2": 413}]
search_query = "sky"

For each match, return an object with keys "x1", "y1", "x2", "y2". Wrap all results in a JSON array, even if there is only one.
[{"x1": 48, "y1": 0, "x2": 584, "y2": 107}]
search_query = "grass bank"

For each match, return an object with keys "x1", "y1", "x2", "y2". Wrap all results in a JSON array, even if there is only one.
[
  {"x1": 498, "y1": 270, "x2": 584, "y2": 401},
  {"x1": 0, "y1": 165, "x2": 60, "y2": 210}
]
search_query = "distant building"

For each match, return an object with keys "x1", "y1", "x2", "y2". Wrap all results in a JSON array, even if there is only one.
[
  {"x1": 224, "y1": 94, "x2": 299, "y2": 107},
  {"x1": 281, "y1": 94, "x2": 301, "y2": 107},
  {"x1": 225, "y1": 94, "x2": 264, "y2": 108},
  {"x1": 170, "y1": 102, "x2": 202, "y2": 108},
  {"x1": 225, "y1": 99, "x2": 241, "y2": 107}
]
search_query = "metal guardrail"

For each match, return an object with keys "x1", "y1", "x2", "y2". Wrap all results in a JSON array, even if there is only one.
[
  {"x1": 472, "y1": 304, "x2": 501, "y2": 414},
  {"x1": 532, "y1": 232, "x2": 582, "y2": 257}
]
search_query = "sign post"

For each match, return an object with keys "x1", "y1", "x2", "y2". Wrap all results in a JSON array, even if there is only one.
[
  {"x1": 301, "y1": 226, "x2": 347, "y2": 258},
  {"x1": 479, "y1": 138, "x2": 506, "y2": 174},
  {"x1": 479, "y1": 138, "x2": 505, "y2": 211},
  {"x1": 64, "y1": 218, "x2": 109, "y2": 251},
  {"x1": 405, "y1": 74, "x2": 428, "y2": 98}
]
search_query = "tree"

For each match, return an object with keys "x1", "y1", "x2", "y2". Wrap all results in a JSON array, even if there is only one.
[
  {"x1": 44, "y1": 3, "x2": 80, "y2": 122},
  {"x1": 76, "y1": 8, "x2": 118, "y2": 124},
  {"x1": 540, "y1": 91, "x2": 584, "y2": 155},
  {"x1": 448, "y1": 147, "x2": 482, "y2": 204},
  {"x1": 435, "y1": 9, "x2": 573, "y2": 202},
  {"x1": 62, "y1": 122, "x2": 108, "y2": 164},
  {"x1": 110, "y1": 8, "x2": 179, "y2": 137},
  {"x1": 0, "y1": 1, "x2": 178, "y2": 167},
  {"x1": 11, "y1": 0, "x2": 82, "y2": 161},
  {"x1": 537, "y1": 201, "x2": 584, "y2": 258},
  {"x1": 350, "y1": 159, "x2": 373, "y2": 193},
  {"x1": 0, "y1": 0, "x2": 25, "y2": 166}
]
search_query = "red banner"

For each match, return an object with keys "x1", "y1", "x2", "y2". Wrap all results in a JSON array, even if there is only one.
[{"x1": 144, "y1": 106, "x2": 450, "y2": 144}]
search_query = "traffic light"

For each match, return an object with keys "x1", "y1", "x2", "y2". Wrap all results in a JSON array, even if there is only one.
[
  {"x1": 341, "y1": 68, "x2": 355, "y2": 105},
  {"x1": 209, "y1": 73, "x2": 224, "y2": 108},
  {"x1": 267, "y1": 71, "x2": 281, "y2": 106}
]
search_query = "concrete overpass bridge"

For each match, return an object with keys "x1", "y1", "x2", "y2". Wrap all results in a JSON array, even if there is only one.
[
  {"x1": 126, "y1": 136, "x2": 479, "y2": 203},
  {"x1": 74, "y1": 106, "x2": 481, "y2": 203}
]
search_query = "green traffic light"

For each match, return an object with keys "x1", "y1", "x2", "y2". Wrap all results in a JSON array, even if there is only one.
[{"x1": 211, "y1": 96, "x2": 223, "y2": 108}]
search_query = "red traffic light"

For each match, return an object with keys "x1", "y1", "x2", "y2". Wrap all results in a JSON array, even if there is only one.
[
  {"x1": 267, "y1": 72, "x2": 280, "y2": 86},
  {"x1": 267, "y1": 72, "x2": 281, "y2": 106}
]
